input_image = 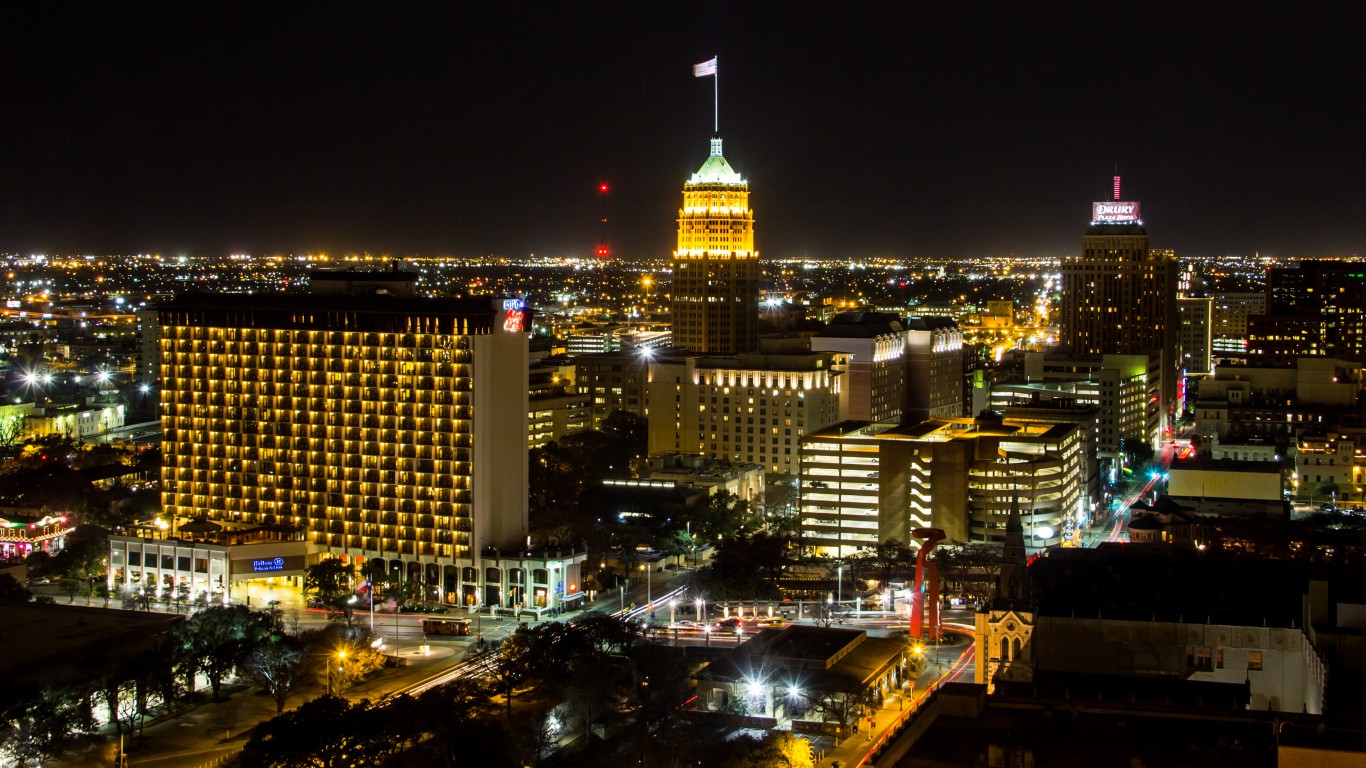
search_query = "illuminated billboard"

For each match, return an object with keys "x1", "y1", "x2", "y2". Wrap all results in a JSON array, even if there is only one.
[{"x1": 1092, "y1": 201, "x2": 1141, "y2": 223}]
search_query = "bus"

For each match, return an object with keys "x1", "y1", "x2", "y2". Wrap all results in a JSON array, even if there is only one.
[{"x1": 421, "y1": 618, "x2": 472, "y2": 637}]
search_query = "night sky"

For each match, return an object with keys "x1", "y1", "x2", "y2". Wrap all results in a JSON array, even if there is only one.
[{"x1": 1, "y1": 2, "x2": 1362, "y2": 261}]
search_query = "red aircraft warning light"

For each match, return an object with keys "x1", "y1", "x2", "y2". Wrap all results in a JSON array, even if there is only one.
[{"x1": 596, "y1": 181, "x2": 611, "y2": 259}]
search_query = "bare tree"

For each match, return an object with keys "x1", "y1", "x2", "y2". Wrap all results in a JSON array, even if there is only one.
[
  {"x1": 245, "y1": 635, "x2": 310, "y2": 715},
  {"x1": 809, "y1": 599, "x2": 842, "y2": 628},
  {"x1": 513, "y1": 709, "x2": 563, "y2": 767},
  {"x1": 0, "y1": 414, "x2": 28, "y2": 448},
  {"x1": 802, "y1": 681, "x2": 868, "y2": 735}
]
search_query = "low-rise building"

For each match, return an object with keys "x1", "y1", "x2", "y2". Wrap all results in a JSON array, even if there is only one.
[
  {"x1": 983, "y1": 546, "x2": 1326, "y2": 715},
  {"x1": 648, "y1": 453, "x2": 764, "y2": 503},
  {"x1": 694, "y1": 624, "x2": 911, "y2": 726},
  {"x1": 1166, "y1": 457, "x2": 1287, "y2": 517},
  {"x1": 0, "y1": 510, "x2": 75, "y2": 559}
]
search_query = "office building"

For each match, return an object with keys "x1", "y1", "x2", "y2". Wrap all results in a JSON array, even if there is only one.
[
  {"x1": 809, "y1": 311, "x2": 906, "y2": 423},
  {"x1": 1177, "y1": 296, "x2": 1213, "y2": 375},
  {"x1": 1016, "y1": 352, "x2": 1154, "y2": 459},
  {"x1": 1211, "y1": 291, "x2": 1266, "y2": 358},
  {"x1": 799, "y1": 417, "x2": 1084, "y2": 556},
  {"x1": 574, "y1": 348, "x2": 656, "y2": 428},
  {"x1": 1193, "y1": 357, "x2": 1365, "y2": 449},
  {"x1": 1247, "y1": 261, "x2": 1366, "y2": 366},
  {"x1": 670, "y1": 137, "x2": 760, "y2": 354},
  {"x1": 1247, "y1": 314, "x2": 1330, "y2": 367},
  {"x1": 905, "y1": 316, "x2": 966, "y2": 419}
]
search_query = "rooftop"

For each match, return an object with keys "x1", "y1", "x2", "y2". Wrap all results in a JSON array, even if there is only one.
[{"x1": 0, "y1": 603, "x2": 181, "y2": 686}]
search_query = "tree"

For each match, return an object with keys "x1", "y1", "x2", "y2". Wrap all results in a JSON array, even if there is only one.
[
  {"x1": 0, "y1": 574, "x2": 32, "y2": 603},
  {"x1": 566, "y1": 653, "x2": 630, "y2": 742},
  {"x1": 655, "y1": 527, "x2": 694, "y2": 568},
  {"x1": 600, "y1": 409, "x2": 649, "y2": 474},
  {"x1": 304, "y1": 559, "x2": 354, "y2": 605},
  {"x1": 1122, "y1": 440, "x2": 1156, "y2": 470},
  {"x1": 411, "y1": 677, "x2": 497, "y2": 755},
  {"x1": 749, "y1": 732, "x2": 817, "y2": 768},
  {"x1": 934, "y1": 543, "x2": 1004, "y2": 604},
  {"x1": 58, "y1": 576, "x2": 82, "y2": 603},
  {"x1": 299, "y1": 625, "x2": 385, "y2": 697},
  {"x1": 245, "y1": 634, "x2": 310, "y2": 715},
  {"x1": 172, "y1": 604, "x2": 275, "y2": 700},
  {"x1": 512, "y1": 709, "x2": 562, "y2": 768},
  {"x1": 809, "y1": 599, "x2": 842, "y2": 628},
  {"x1": 853, "y1": 539, "x2": 914, "y2": 587},
  {"x1": 118, "y1": 584, "x2": 151, "y2": 611},
  {"x1": 688, "y1": 531, "x2": 794, "y2": 600},
  {"x1": 0, "y1": 682, "x2": 87, "y2": 768},
  {"x1": 239, "y1": 696, "x2": 407, "y2": 768},
  {"x1": 802, "y1": 679, "x2": 868, "y2": 733},
  {"x1": 489, "y1": 624, "x2": 539, "y2": 717},
  {"x1": 685, "y1": 489, "x2": 753, "y2": 540},
  {"x1": 172, "y1": 581, "x2": 191, "y2": 613},
  {"x1": 0, "y1": 413, "x2": 28, "y2": 447}
]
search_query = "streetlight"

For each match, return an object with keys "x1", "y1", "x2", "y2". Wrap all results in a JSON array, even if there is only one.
[
  {"x1": 639, "y1": 563, "x2": 651, "y2": 608},
  {"x1": 328, "y1": 650, "x2": 348, "y2": 696},
  {"x1": 837, "y1": 564, "x2": 843, "y2": 607},
  {"x1": 695, "y1": 596, "x2": 705, "y2": 622}
]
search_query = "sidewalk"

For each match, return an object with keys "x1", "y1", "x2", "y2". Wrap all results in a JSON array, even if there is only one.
[{"x1": 817, "y1": 633, "x2": 972, "y2": 768}]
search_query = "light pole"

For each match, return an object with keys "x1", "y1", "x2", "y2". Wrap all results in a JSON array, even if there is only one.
[
  {"x1": 696, "y1": 596, "x2": 705, "y2": 622},
  {"x1": 837, "y1": 564, "x2": 843, "y2": 607},
  {"x1": 639, "y1": 563, "x2": 651, "y2": 608},
  {"x1": 328, "y1": 650, "x2": 348, "y2": 697}
]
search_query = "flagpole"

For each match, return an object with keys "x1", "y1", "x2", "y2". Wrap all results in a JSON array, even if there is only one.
[{"x1": 713, "y1": 56, "x2": 719, "y2": 134}]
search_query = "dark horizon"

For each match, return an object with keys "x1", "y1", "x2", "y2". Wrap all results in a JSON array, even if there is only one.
[{"x1": 0, "y1": 2, "x2": 1362, "y2": 261}]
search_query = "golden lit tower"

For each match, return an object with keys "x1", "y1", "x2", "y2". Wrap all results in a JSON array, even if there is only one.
[{"x1": 670, "y1": 137, "x2": 759, "y2": 354}]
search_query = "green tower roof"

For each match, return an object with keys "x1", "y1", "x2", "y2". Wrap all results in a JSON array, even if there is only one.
[{"x1": 688, "y1": 137, "x2": 745, "y2": 185}]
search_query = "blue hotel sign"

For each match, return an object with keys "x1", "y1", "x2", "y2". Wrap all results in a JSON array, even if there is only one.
[{"x1": 252, "y1": 557, "x2": 286, "y2": 573}]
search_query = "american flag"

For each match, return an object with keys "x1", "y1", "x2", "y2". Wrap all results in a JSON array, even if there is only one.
[{"x1": 693, "y1": 57, "x2": 717, "y2": 77}]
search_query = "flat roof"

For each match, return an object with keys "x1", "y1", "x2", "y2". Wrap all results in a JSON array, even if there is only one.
[
  {"x1": 1170, "y1": 457, "x2": 1282, "y2": 474},
  {"x1": 0, "y1": 603, "x2": 181, "y2": 686}
]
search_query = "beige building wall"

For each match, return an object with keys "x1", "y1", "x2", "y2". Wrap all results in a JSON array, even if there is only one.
[{"x1": 1167, "y1": 465, "x2": 1282, "y2": 501}]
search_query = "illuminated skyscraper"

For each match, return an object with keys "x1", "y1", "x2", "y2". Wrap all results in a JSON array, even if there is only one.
[
  {"x1": 1059, "y1": 192, "x2": 1178, "y2": 436},
  {"x1": 670, "y1": 137, "x2": 759, "y2": 354},
  {"x1": 157, "y1": 289, "x2": 586, "y2": 610}
]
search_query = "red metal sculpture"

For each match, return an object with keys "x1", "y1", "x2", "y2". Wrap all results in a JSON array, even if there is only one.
[{"x1": 910, "y1": 527, "x2": 946, "y2": 641}]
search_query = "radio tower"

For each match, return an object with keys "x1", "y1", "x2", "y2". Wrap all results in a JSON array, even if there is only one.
[{"x1": 595, "y1": 182, "x2": 611, "y2": 259}]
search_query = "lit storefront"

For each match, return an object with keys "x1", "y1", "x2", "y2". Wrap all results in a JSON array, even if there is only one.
[
  {"x1": 109, "y1": 534, "x2": 317, "y2": 606},
  {"x1": 0, "y1": 512, "x2": 75, "y2": 559}
]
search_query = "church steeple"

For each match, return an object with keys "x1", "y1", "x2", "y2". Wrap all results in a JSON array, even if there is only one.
[{"x1": 995, "y1": 495, "x2": 1031, "y2": 607}]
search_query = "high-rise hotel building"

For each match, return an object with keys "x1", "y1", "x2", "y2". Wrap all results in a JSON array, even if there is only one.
[
  {"x1": 1059, "y1": 194, "x2": 1177, "y2": 440},
  {"x1": 671, "y1": 137, "x2": 759, "y2": 354},
  {"x1": 155, "y1": 291, "x2": 577, "y2": 608}
]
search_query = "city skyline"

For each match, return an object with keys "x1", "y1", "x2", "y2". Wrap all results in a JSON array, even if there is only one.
[{"x1": 0, "y1": 3, "x2": 1362, "y2": 261}]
